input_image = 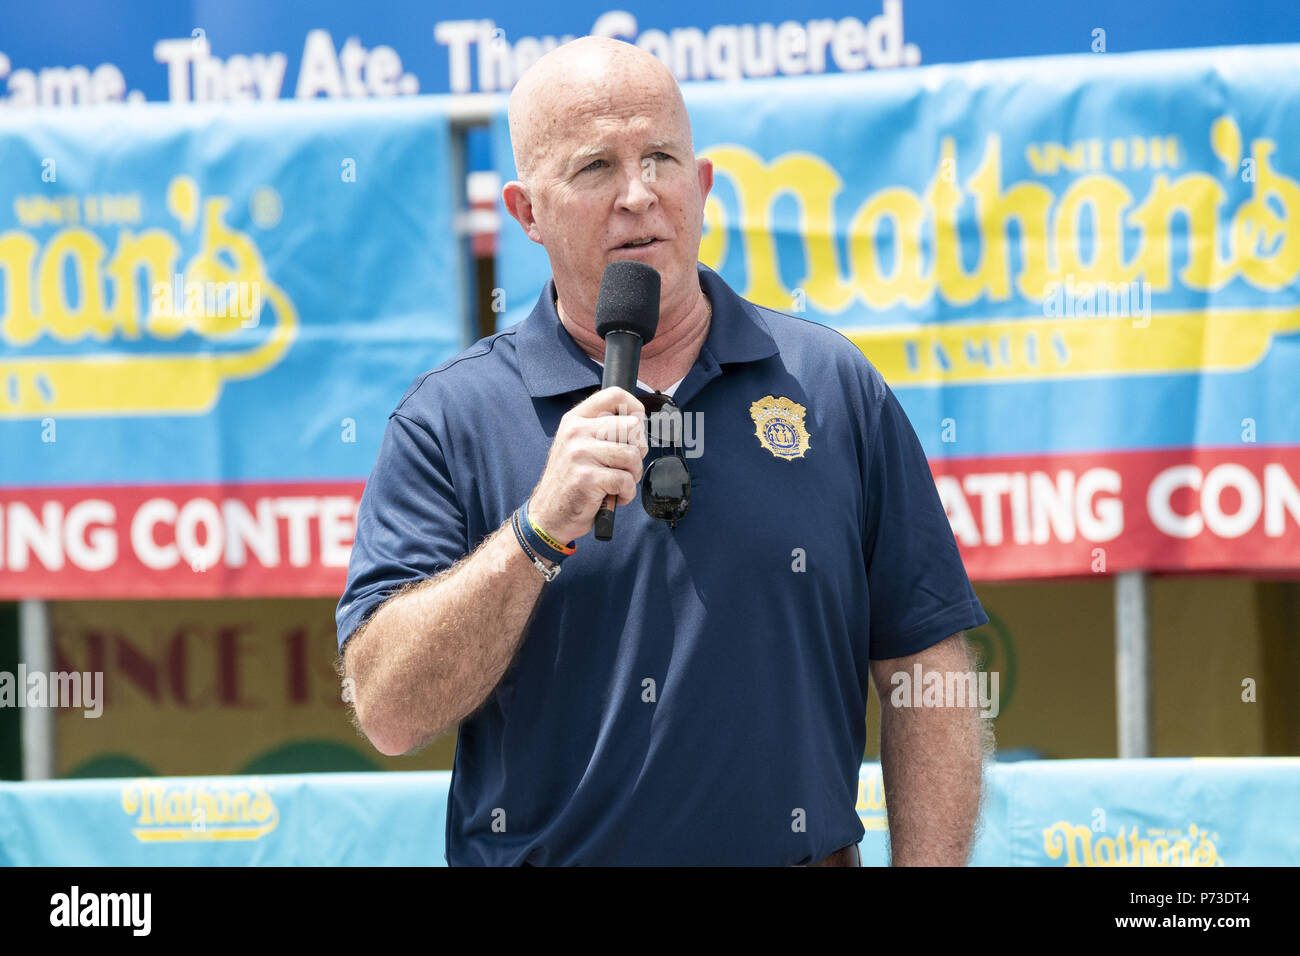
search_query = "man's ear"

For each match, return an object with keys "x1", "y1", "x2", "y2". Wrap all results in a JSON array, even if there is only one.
[
  {"x1": 503, "y1": 180, "x2": 544, "y2": 244},
  {"x1": 696, "y1": 156, "x2": 714, "y2": 203}
]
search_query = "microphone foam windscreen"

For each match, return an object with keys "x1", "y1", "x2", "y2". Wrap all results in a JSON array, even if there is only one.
[{"x1": 594, "y1": 261, "x2": 660, "y2": 343}]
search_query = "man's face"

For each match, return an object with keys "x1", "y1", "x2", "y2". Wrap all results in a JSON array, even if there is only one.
[{"x1": 516, "y1": 85, "x2": 713, "y2": 317}]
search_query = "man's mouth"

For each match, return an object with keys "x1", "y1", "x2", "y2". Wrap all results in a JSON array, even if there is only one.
[{"x1": 618, "y1": 237, "x2": 660, "y2": 249}]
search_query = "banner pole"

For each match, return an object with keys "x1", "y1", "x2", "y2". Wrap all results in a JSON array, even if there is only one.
[
  {"x1": 19, "y1": 599, "x2": 55, "y2": 781},
  {"x1": 448, "y1": 118, "x2": 475, "y2": 349},
  {"x1": 1114, "y1": 571, "x2": 1152, "y2": 758},
  {"x1": 447, "y1": 95, "x2": 505, "y2": 346}
]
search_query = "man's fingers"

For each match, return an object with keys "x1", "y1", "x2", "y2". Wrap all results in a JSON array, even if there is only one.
[
  {"x1": 582, "y1": 464, "x2": 637, "y2": 507},
  {"x1": 607, "y1": 469, "x2": 638, "y2": 506},
  {"x1": 575, "y1": 386, "x2": 646, "y2": 421},
  {"x1": 533, "y1": 387, "x2": 649, "y2": 541},
  {"x1": 590, "y1": 414, "x2": 648, "y2": 450},
  {"x1": 582, "y1": 438, "x2": 644, "y2": 481}
]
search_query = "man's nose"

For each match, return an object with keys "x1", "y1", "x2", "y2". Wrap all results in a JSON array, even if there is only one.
[{"x1": 617, "y1": 164, "x2": 656, "y2": 213}]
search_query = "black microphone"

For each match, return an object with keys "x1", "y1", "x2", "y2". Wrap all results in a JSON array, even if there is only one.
[{"x1": 593, "y1": 260, "x2": 659, "y2": 541}]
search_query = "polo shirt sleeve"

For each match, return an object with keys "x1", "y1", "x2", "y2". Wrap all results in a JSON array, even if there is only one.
[
  {"x1": 335, "y1": 409, "x2": 468, "y2": 653},
  {"x1": 863, "y1": 381, "x2": 988, "y2": 660}
]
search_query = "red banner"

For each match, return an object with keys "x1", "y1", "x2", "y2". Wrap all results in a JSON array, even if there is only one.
[
  {"x1": 0, "y1": 481, "x2": 360, "y2": 598},
  {"x1": 934, "y1": 446, "x2": 1300, "y2": 579},
  {"x1": 2, "y1": 447, "x2": 1298, "y2": 596}
]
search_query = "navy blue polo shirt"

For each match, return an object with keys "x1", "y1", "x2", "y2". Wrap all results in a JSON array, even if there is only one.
[{"x1": 336, "y1": 262, "x2": 987, "y2": 866}]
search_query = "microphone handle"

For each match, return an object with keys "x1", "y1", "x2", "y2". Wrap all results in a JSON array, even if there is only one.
[{"x1": 594, "y1": 330, "x2": 643, "y2": 541}]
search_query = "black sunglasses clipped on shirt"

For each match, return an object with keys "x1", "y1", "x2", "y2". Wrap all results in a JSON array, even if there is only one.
[{"x1": 639, "y1": 391, "x2": 690, "y2": 529}]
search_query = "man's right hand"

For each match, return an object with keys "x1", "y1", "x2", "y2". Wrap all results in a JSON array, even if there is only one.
[{"x1": 528, "y1": 386, "x2": 649, "y2": 545}]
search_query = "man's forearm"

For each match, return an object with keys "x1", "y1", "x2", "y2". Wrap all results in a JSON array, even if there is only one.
[
  {"x1": 873, "y1": 633, "x2": 986, "y2": 866},
  {"x1": 879, "y1": 696, "x2": 982, "y2": 864},
  {"x1": 342, "y1": 386, "x2": 649, "y2": 758},
  {"x1": 343, "y1": 517, "x2": 548, "y2": 755}
]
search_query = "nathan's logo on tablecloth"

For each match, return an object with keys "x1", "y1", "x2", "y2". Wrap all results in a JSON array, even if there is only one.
[
  {"x1": 120, "y1": 778, "x2": 279, "y2": 842},
  {"x1": 702, "y1": 116, "x2": 1300, "y2": 385},
  {"x1": 1043, "y1": 820, "x2": 1223, "y2": 866},
  {"x1": 1, "y1": 175, "x2": 298, "y2": 418},
  {"x1": 855, "y1": 768, "x2": 888, "y2": 831}
]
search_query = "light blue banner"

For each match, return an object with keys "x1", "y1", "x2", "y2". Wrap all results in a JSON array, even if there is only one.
[
  {"x1": 492, "y1": 44, "x2": 1300, "y2": 461},
  {"x1": 1, "y1": 759, "x2": 1294, "y2": 865},
  {"x1": 0, "y1": 98, "x2": 462, "y2": 486}
]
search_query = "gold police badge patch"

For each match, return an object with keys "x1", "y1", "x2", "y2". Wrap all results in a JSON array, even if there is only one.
[{"x1": 749, "y1": 395, "x2": 811, "y2": 460}]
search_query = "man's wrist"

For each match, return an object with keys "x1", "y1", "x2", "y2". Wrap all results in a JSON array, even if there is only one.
[
  {"x1": 520, "y1": 497, "x2": 577, "y2": 562},
  {"x1": 511, "y1": 509, "x2": 561, "y2": 581}
]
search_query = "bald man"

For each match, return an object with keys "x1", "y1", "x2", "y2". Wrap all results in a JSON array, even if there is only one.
[{"x1": 337, "y1": 37, "x2": 990, "y2": 866}]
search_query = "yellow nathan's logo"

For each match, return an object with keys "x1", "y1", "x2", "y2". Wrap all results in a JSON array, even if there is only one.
[
  {"x1": 856, "y1": 769, "x2": 888, "y2": 831},
  {"x1": 1, "y1": 175, "x2": 298, "y2": 418},
  {"x1": 120, "y1": 778, "x2": 279, "y2": 843},
  {"x1": 701, "y1": 116, "x2": 1300, "y2": 385},
  {"x1": 749, "y1": 394, "x2": 810, "y2": 459},
  {"x1": 1043, "y1": 820, "x2": 1223, "y2": 866}
]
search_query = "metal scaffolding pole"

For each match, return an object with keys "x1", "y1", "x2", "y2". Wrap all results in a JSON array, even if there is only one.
[
  {"x1": 1114, "y1": 571, "x2": 1152, "y2": 758},
  {"x1": 447, "y1": 94, "x2": 505, "y2": 348},
  {"x1": 19, "y1": 599, "x2": 55, "y2": 780}
]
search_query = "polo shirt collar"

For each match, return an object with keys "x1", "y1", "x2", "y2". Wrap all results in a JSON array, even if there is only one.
[{"x1": 517, "y1": 262, "x2": 779, "y2": 399}]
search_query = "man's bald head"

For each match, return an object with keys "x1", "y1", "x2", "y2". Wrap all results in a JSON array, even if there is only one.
[
  {"x1": 507, "y1": 37, "x2": 692, "y2": 187},
  {"x1": 500, "y1": 35, "x2": 714, "y2": 349}
]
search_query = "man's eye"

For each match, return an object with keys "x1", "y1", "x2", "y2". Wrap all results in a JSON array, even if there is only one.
[
  {"x1": 650, "y1": 151, "x2": 672, "y2": 161},
  {"x1": 581, "y1": 159, "x2": 606, "y2": 172}
]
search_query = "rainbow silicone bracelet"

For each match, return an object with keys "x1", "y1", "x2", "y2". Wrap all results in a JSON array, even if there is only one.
[{"x1": 520, "y1": 497, "x2": 576, "y2": 561}]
